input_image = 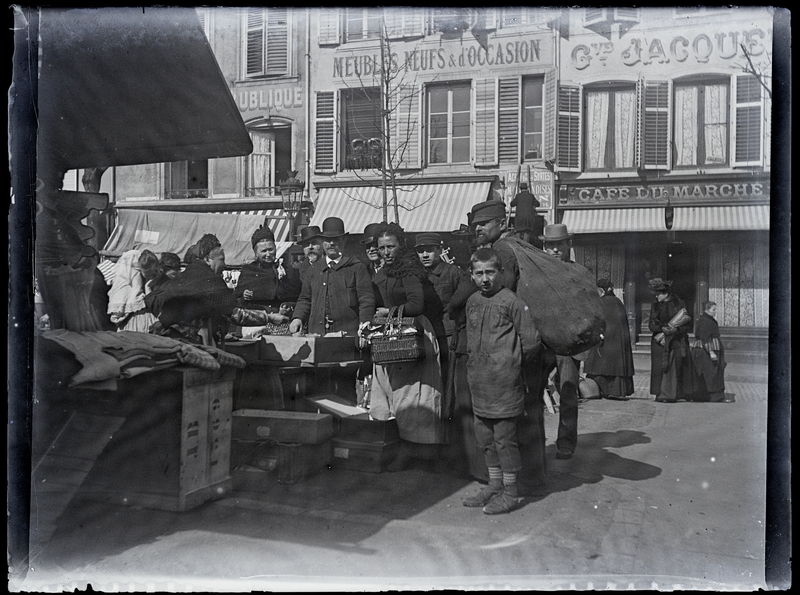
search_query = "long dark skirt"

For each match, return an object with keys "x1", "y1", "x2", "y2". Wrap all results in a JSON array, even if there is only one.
[{"x1": 588, "y1": 374, "x2": 634, "y2": 399}]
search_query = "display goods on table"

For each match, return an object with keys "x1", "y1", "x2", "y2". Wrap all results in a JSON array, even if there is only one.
[{"x1": 259, "y1": 334, "x2": 361, "y2": 364}]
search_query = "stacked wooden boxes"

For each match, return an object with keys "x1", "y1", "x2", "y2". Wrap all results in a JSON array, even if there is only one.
[
  {"x1": 75, "y1": 366, "x2": 236, "y2": 512},
  {"x1": 303, "y1": 394, "x2": 400, "y2": 473},
  {"x1": 231, "y1": 410, "x2": 333, "y2": 485}
]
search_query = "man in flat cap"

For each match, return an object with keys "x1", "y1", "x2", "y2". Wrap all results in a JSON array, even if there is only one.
[{"x1": 471, "y1": 200, "x2": 519, "y2": 291}]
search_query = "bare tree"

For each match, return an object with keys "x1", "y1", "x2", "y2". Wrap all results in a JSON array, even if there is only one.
[{"x1": 739, "y1": 43, "x2": 772, "y2": 100}]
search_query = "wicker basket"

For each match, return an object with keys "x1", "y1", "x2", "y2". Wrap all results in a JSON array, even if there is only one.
[{"x1": 369, "y1": 305, "x2": 425, "y2": 365}]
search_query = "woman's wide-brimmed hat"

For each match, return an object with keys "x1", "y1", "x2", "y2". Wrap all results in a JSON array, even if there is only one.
[
  {"x1": 538, "y1": 223, "x2": 573, "y2": 242},
  {"x1": 295, "y1": 225, "x2": 321, "y2": 245},
  {"x1": 319, "y1": 217, "x2": 349, "y2": 238},
  {"x1": 648, "y1": 277, "x2": 672, "y2": 292},
  {"x1": 360, "y1": 222, "x2": 383, "y2": 245}
]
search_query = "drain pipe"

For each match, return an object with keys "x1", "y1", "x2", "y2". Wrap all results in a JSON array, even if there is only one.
[{"x1": 304, "y1": 7, "x2": 312, "y2": 203}]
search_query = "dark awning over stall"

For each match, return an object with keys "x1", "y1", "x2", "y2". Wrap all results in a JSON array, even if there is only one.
[{"x1": 37, "y1": 6, "x2": 253, "y2": 172}]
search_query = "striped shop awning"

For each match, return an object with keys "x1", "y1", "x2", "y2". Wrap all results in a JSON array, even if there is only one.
[
  {"x1": 310, "y1": 182, "x2": 492, "y2": 233},
  {"x1": 671, "y1": 205, "x2": 770, "y2": 231},
  {"x1": 561, "y1": 208, "x2": 667, "y2": 233},
  {"x1": 102, "y1": 208, "x2": 292, "y2": 266}
]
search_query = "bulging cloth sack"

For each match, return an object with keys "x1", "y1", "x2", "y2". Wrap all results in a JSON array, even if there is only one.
[{"x1": 503, "y1": 236, "x2": 606, "y2": 356}]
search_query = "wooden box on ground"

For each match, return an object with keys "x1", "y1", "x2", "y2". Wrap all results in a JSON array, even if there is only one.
[
  {"x1": 231, "y1": 439, "x2": 332, "y2": 485},
  {"x1": 259, "y1": 335, "x2": 360, "y2": 365},
  {"x1": 303, "y1": 394, "x2": 399, "y2": 443},
  {"x1": 232, "y1": 410, "x2": 333, "y2": 444},
  {"x1": 330, "y1": 438, "x2": 400, "y2": 473},
  {"x1": 75, "y1": 366, "x2": 236, "y2": 512}
]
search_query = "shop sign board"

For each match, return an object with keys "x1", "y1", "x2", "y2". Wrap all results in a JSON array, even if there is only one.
[
  {"x1": 505, "y1": 167, "x2": 554, "y2": 210},
  {"x1": 235, "y1": 86, "x2": 304, "y2": 113}
]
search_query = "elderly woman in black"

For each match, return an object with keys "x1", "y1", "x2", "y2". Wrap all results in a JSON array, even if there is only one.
[
  {"x1": 368, "y1": 222, "x2": 447, "y2": 469},
  {"x1": 648, "y1": 277, "x2": 692, "y2": 402}
]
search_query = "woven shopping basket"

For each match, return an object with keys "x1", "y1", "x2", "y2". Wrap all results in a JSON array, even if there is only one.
[{"x1": 369, "y1": 305, "x2": 425, "y2": 364}]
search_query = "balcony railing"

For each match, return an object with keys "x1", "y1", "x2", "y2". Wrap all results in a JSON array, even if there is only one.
[
  {"x1": 345, "y1": 137, "x2": 383, "y2": 171},
  {"x1": 244, "y1": 186, "x2": 282, "y2": 198},
  {"x1": 165, "y1": 189, "x2": 209, "y2": 199}
]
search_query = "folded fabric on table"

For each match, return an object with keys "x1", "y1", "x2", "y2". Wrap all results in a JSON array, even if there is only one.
[{"x1": 196, "y1": 344, "x2": 247, "y2": 369}]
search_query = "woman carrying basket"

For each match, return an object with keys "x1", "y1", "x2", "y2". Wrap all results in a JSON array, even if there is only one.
[{"x1": 367, "y1": 222, "x2": 447, "y2": 470}]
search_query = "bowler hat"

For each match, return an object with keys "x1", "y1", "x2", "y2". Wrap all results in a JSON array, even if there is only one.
[
  {"x1": 414, "y1": 232, "x2": 443, "y2": 248},
  {"x1": 538, "y1": 223, "x2": 573, "y2": 242},
  {"x1": 360, "y1": 222, "x2": 383, "y2": 245},
  {"x1": 471, "y1": 200, "x2": 507, "y2": 224},
  {"x1": 648, "y1": 277, "x2": 672, "y2": 292},
  {"x1": 319, "y1": 217, "x2": 348, "y2": 238},
  {"x1": 295, "y1": 225, "x2": 321, "y2": 245},
  {"x1": 519, "y1": 181, "x2": 528, "y2": 190}
]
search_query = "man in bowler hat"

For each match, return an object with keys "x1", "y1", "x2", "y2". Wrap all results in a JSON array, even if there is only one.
[
  {"x1": 511, "y1": 182, "x2": 543, "y2": 247},
  {"x1": 294, "y1": 225, "x2": 324, "y2": 280},
  {"x1": 290, "y1": 217, "x2": 375, "y2": 337},
  {"x1": 360, "y1": 222, "x2": 385, "y2": 278}
]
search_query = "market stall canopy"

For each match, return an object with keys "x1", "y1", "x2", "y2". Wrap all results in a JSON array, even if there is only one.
[
  {"x1": 37, "y1": 6, "x2": 252, "y2": 172},
  {"x1": 102, "y1": 209, "x2": 293, "y2": 267},
  {"x1": 310, "y1": 182, "x2": 492, "y2": 233}
]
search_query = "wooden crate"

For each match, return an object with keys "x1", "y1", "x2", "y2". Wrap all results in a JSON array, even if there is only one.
[
  {"x1": 330, "y1": 438, "x2": 400, "y2": 474},
  {"x1": 232, "y1": 410, "x2": 333, "y2": 444},
  {"x1": 339, "y1": 414, "x2": 399, "y2": 444},
  {"x1": 231, "y1": 439, "x2": 332, "y2": 485},
  {"x1": 76, "y1": 366, "x2": 235, "y2": 512}
]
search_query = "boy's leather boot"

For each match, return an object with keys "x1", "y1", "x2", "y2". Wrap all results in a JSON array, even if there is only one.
[{"x1": 462, "y1": 480, "x2": 502, "y2": 507}]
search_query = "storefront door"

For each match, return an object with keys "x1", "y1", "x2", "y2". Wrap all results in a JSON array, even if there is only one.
[{"x1": 666, "y1": 241, "x2": 697, "y2": 324}]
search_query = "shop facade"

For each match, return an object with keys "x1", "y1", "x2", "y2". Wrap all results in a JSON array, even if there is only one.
[
  {"x1": 551, "y1": 7, "x2": 772, "y2": 346},
  {"x1": 307, "y1": 8, "x2": 562, "y2": 249}
]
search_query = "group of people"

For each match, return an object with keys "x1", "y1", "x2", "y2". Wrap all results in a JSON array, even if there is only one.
[{"x1": 96, "y1": 194, "x2": 727, "y2": 515}]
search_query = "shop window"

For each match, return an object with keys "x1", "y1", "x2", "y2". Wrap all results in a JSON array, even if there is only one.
[
  {"x1": 674, "y1": 79, "x2": 729, "y2": 168},
  {"x1": 344, "y1": 8, "x2": 382, "y2": 42},
  {"x1": 245, "y1": 8, "x2": 289, "y2": 78},
  {"x1": 343, "y1": 88, "x2": 384, "y2": 170},
  {"x1": 427, "y1": 83, "x2": 471, "y2": 165},
  {"x1": 585, "y1": 85, "x2": 637, "y2": 170},
  {"x1": 166, "y1": 160, "x2": 208, "y2": 199},
  {"x1": 383, "y1": 8, "x2": 425, "y2": 39}
]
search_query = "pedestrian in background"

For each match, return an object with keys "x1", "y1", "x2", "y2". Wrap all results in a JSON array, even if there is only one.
[
  {"x1": 510, "y1": 181, "x2": 543, "y2": 248},
  {"x1": 107, "y1": 248, "x2": 158, "y2": 333},
  {"x1": 293, "y1": 225, "x2": 323, "y2": 280},
  {"x1": 462, "y1": 248, "x2": 541, "y2": 514},
  {"x1": 648, "y1": 277, "x2": 692, "y2": 403},
  {"x1": 689, "y1": 301, "x2": 731, "y2": 403},
  {"x1": 360, "y1": 222, "x2": 385, "y2": 278},
  {"x1": 584, "y1": 279, "x2": 635, "y2": 401}
]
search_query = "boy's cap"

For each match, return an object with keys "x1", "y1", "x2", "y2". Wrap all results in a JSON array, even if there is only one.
[
  {"x1": 414, "y1": 232, "x2": 442, "y2": 248},
  {"x1": 471, "y1": 200, "x2": 507, "y2": 223}
]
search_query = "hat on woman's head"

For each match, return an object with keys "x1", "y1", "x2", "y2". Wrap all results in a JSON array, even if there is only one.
[
  {"x1": 360, "y1": 222, "x2": 384, "y2": 245},
  {"x1": 319, "y1": 217, "x2": 348, "y2": 238},
  {"x1": 296, "y1": 225, "x2": 321, "y2": 245},
  {"x1": 648, "y1": 277, "x2": 672, "y2": 292},
  {"x1": 597, "y1": 278, "x2": 614, "y2": 290},
  {"x1": 538, "y1": 223, "x2": 573, "y2": 242}
]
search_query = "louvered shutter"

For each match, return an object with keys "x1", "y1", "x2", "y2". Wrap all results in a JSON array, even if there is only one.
[
  {"x1": 731, "y1": 74, "x2": 763, "y2": 167},
  {"x1": 502, "y1": 8, "x2": 522, "y2": 28},
  {"x1": 498, "y1": 77, "x2": 520, "y2": 163},
  {"x1": 403, "y1": 11, "x2": 425, "y2": 37},
  {"x1": 315, "y1": 92, "x2": 338, "y2": 173},
  {"x1": 384, "y1": 8, "x2": 403, "y2": 39},
  {"x1": 476, "y1": 8, "x2": 498, "y2": 30},
  {"x1": 584, "y1": 8, "x2": 607, "y2": 26},
  {"x1": 543, "y1": 69, "x2": 557, "y2": 163},
  {"x1": 318, "y1": 9, "x2": 341, "y2": 45},
  {"x1": 266, "y1": 8, "x2": 289, "y2": 75},
  {"x1": 246, "y1": 8, "x2": 265, "y2": 77},
  {"x1": 556, "y1": 85, "x2": 582, "y2": 171},
  {"x1": 390, "y1": 84, "x2": 422, "y2": 169},
  {"x1": 639, "y1": 80, "x2": 671, "y2": 170},
  {"x1": 473, "y1": 78, "x2": 498, "y2": 166},
  {"x1": 613, "y1": 8, "x2": 639, "y2": 23}
]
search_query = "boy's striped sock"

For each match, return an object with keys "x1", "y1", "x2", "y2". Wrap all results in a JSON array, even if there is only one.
[
  {"x1": 488, "y1": 466, "x2": 503, "y2": 489},
  {"x1": 502, "y1": 472, "x2": 519, "y2": 498}
]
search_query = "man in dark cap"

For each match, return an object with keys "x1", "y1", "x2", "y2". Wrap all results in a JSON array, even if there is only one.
[
  {"x1": 290, "y1": 217, "x2": 375, "y2": 336},
  {"x1": 471, "y1": 200, "x2": 519, "y2": 291},
  {"x1": 360, "y1": 222, "x2": 384, "y2": 278},
  {"x1": 511, "y1": 181, "x2": 542, "y2": 247}
]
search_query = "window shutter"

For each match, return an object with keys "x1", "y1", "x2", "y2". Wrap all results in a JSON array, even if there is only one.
[
  {"x1": 315, "y1": 91, "x2": 338, "y2": 173},
  {"x1": 543, "y1": 69, "x2": 557, "y2": 162},
  {"x1": 502, "y1": 8, "x2": 522, "y2": 28},
  {"x1": 614, "y1": 8, "x2": 640, "y2": 22},
  {"x1": 476, "y1": 8, "x2": 498, "y2": 30},
  {"x1": 584, "y1": 8, "x2": 607, "y2": 26},
  {"x1": 731, "y1": 74, "x2": 763, "y2": 167},
  {"x1": 556, "y1": 85, "x2": 582, "y2": 171},
  {"x1": 473, "y1": 78, "x2": 498, "y2": 166},
  {"x1": 403, "y1": 11, "x2": 425, "y2": 37},
  {"x1": 246, "y1": 8, "x2": 265, "y2": 77},
  {"x1": 318, "y1": 9, "x2": 341, "y2": 45},
  {"x1": 498, "y1": 77, "x2": 520, "y2": 163},
  {"x1": 639, "y1": 80, "x2": 671, "y2": 170},
  {"x1": 265, "y1": 8, "x2": 289, "y2": 75},
  {"x1": 391, "y1": 84, "x2": 422, "y2": 169},
  {"x1": 384, "y1": 8, "x2": 403, "y2": 39}
]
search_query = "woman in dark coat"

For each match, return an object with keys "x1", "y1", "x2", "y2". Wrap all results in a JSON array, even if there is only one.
[
  {"x1": 648, "y1": 277, "x2": 692, "y2": 402},
  {"x1": 584, "y1": 279, "x2": 635, "y2": 400},
  {"x1": 367, "y1": 223, "x2": 446, "y2": 468},
  {"x1": 690, "y1": 301, "x2": 730, "y2": 402}
]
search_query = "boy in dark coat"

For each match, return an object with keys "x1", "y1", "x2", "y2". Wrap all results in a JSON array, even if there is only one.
[{"x1": 462, "y1": 248, "x2": 541, "y2": 515}]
